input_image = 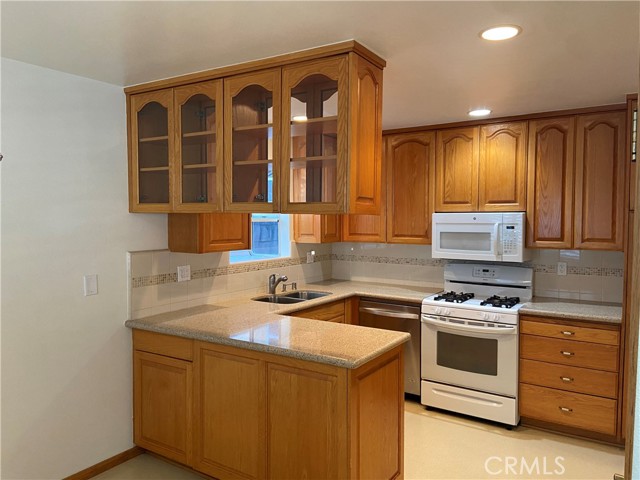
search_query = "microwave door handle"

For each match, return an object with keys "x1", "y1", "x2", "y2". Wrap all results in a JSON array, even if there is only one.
[
  {"x1": 421, "y1": 315, "x2": 517, "y2": 335},
  {"x1": 494, "y1": 223, "x2": 501, "y2": 256}
]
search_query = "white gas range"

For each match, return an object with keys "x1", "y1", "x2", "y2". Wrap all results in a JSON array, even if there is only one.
[{"x1": 420, "y1": 263, "x2": 533, "y2": 426}]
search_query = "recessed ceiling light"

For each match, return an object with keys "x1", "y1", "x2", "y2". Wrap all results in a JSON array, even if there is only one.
[
  {"x1": 468, "y1": 108, "x2": 492, "y2": 117},
  {"x1": 480, "y1": 25, "x2": 522, "y2": 41}
]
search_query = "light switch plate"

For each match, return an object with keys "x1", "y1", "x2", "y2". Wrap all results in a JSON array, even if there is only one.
[
  {"x1": 177, "y1": 265, "x2": 191, "y2": 282},
  {"x1": 84, "y1": 274, "x2": 98, "y2": 296},
  {"x1": 306, "y1": 251, "x2": 316, "y2": 264}
]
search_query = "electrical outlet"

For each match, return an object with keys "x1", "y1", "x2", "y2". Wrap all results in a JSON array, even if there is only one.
[
  {"x1": 557, "y1": 262, "x2": 567, "y2": 276},
  {"x1": 177, "y1": 265, "x2": 191, "y2": 282},
  {"x1": 83, "y1": 274, "x2": 98, "y2": 296},
  {"x1": 306, "y1": 250, "x2": 316, "y2": 264}
]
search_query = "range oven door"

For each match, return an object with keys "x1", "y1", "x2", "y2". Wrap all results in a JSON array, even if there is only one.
[{"x1": 420, "y1": 314, "x2": 517, "y2": 397}]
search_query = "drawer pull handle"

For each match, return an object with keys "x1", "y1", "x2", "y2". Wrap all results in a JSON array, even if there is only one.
[
  {"x1": 560, "y1": 376, "x2": 574, "y2": 383},
  {"x1": 559, "y1": 406, "x2": 573, "y2": 413},
  {"x1": 561, "y1": 331, "x2": 575, "y2": 336},
  {"x1": 560, "y1": 351, "x2": 575, "y2": 357}
]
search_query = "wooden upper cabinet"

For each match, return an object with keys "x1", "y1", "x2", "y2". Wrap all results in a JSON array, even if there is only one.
[
  {"x1": 281, "y1": 54, "x2": 383, "y2": 214},
  {"x1": 292, "y1": 214, "x2": 342, "y2": 243},
  {"x1": 168, "y1": 213, "x2": 250, "y2": 253},
  {"x1": 478, "y1": 122, "x2": 528, "y2": 211},
  {"x1": 435, "y1": 127, "x2": 479, "y2": 211},
  {"x1": 386, "y1": 131, "x2": 435, "y2": 244},
  {"x1": 173, "y1": 81, "x2": 224, "y2": 212},
  {"x1": 628, "y1": 95, "x2": 637, "y2": 212},
  {"x1": 281, "y1": 57, "x2": 345, "y2": 214},
  {"x1": 129, "y1": 89, "x2": 174, "y2": 212},
  {"x1": 526, "y1": 117, "x2": 575, "y2": 248},
  {"x1": 224, "y1": 69, "x2": 281, "y2": 212},
  {"x1": 348, "y1": 53, "x2": 384, "y2": 215},
  {"x1": 574, "y1": 112, "x2": 626, "y2": 250}
]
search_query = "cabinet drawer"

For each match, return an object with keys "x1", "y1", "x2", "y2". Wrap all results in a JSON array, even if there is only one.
[
  {"x1": 520, "y1": 318, "x2": 619, "y2": 345},
  {"x1": 520, "y1": 359, "x2": 618, "y2": 398},
  {"x1": 520, "y1": 384, "x2": 617, "y2": 435},
  {"x1": 520, "y1": 335, "x2": 618, "y2": 372},
  {"x1": 133, "y1": 329, "x2": 194, "y2": 361},
  {"x1": 291, "y1": 300, "x2": 345, "y2": 322}
]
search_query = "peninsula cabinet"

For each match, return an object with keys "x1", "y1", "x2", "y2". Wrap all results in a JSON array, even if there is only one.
[
  {"x1": 224, "y1": 69, "x2": 281, "y2": 212},
  {"x1": 127, "y1": 42, "x2": 385, "y2": 215},
  {"x1": 435, "y1": 122, "x2": 527, "y2": 212},
  {"x1": 281, "y1": 54, "x2": 384, "y2": 215},
  {"x1": 519, "y1": 315, "x2": 621, "y2": 440},
  {"x1": 527, "y1": 111, "x2": 626, "y2": 250},
  {"x1": 133, "y1": 329, "x2": 404, "y2": 479},
  {"x1": 129, "y1": 82, "x2": 224, "y2": 213}
]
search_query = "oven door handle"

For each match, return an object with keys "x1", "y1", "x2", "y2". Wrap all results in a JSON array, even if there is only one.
[
  {"x1": 359, "y1": 306, "x2": 420, "y2": 320},
  {"x1": 421, "y1": 315, "x2": 517, "y2": 335}
]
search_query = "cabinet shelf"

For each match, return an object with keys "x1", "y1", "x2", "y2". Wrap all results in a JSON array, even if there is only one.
[
  {"x1": 233, "y1": 159, "x2": 272, "y2": 166},
  {"x1": 291, "y1": 117, "x2": 338, "y2": 137},
  {"x1": 139, "y1": 135, "x2": 169, "y2": 144},
  {"x1": 183, "y1": 163, "x2": 217, "y2": 170},
  {"x1": 140, "y1": 166, "x2": 169, "y2": 172},
  {"x1": 183, "y1": 130, "x2": 216, "y2": 138},
  {"x1": 290, "y1": 155, "x2": 337, "y2": 168},
  {"x1": 233, "y1": 123, "x2": 272, "y2": 132}
]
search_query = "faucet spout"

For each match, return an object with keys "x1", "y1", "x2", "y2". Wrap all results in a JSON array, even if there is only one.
[{"x1": 268, "y1": 273, "x2": 288, "y2": 295}]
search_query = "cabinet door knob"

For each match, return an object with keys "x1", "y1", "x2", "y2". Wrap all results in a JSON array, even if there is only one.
[
  {"x1": 560, "y1": 376, "x2": 574, "y2": 383},
  {"x1": 560, "y1": 351, "x2": 575, "y2": 357},
  {"x1": 561, "y1": 330, "x2": 575, "y2": 336},
  {"x1": 559, "y1": 406, "x2": 573, "y2": 413}
]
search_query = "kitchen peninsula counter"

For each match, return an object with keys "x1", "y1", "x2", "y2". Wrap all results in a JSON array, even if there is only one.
[{"x1": 125, "y1": 280, "x2": 438, "y2": 368}]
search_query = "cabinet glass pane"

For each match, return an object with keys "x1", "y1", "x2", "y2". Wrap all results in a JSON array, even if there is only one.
[
  {"x1": 289, "y1": 74, "x2": 338, "y2": 204},
  {"x1": 180, "y1": 93, "x2": 217, "y2": 204},
  {"x1": 231, "y1": 85, "x2": 274, "y2": 203},
  {"x1": 138, "y1": 101, "x2": 169, "y2": 204}
]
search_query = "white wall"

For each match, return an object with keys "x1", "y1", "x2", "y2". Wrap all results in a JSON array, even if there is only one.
[{"x1": 1, "y1": 58, "x2": 167, "y2": 479}]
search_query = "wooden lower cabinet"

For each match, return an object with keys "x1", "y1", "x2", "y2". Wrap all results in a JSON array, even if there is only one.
[
  {"x1": 133, "y1": 350, "x2": 193, "y2": 465},
  {"x1": 133, "y1": 330, "x2": 403, "y2": 479},
  {"x1": 289, "y1": 298, "x2": 353, "y2": 323},
  {"x1": 519, "y1": 315, "x2": 621, "y2": 440}
]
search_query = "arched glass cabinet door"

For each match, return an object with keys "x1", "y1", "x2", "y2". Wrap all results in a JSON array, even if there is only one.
[
  {"x1": 173, "y1": 81, "x2": 224, "y2": 212},
  {"x1": 224, "y1": 69, "x2": 281, "y2": 212},
  {"x1": 281, "y1": 56, "x2": 348, "y2": 213},
  {"x1": 130, "y1": 89, "x2": 174, "y2": 212}
]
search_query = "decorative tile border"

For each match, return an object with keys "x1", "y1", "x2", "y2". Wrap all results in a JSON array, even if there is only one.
[
  {"x1": 132, "y1": 253, "x2": 624, "y2": 289},
  {"x1": 533, "y1": 264, "x2": 623, "y2": 277},
  {"x1": 132, "y1": 254, "x2": 332, "y2": 288}
]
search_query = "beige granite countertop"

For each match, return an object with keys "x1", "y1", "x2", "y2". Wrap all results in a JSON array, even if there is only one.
[
  {"x1": 521, "y1": 297, "x2": 623, "y2": 324},
  {"x1": 125, "y1": 280, "x2": 440, "y2": 369}
]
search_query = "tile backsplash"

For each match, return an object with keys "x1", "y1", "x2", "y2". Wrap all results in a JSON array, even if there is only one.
[{"x1": 128, "y1": 243, "x2": 624, "y2": 320}]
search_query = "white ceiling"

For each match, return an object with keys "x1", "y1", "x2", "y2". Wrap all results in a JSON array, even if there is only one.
[{"x1": 2, "y1": 1, "x2": 638, "y2": 129}]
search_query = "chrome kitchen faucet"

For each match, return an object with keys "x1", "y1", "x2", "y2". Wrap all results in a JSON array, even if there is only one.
[{"x1": 268, "y1": 273, "x2": 288, "y2": 295}]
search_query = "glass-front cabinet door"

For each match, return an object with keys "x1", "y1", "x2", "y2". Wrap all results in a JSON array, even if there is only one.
[
  {"x1": 281, "y1": 57, "x2": 348, "y2": 213},
  {"x1": 173, "y1": 81, "x2": 224, "y2": 212},
  {"x1": 224, "y1": 69, "x2": 281, "y2": 212},
  {"x1": 130, "y1": 89, "x2": 174, "y2": 212}
]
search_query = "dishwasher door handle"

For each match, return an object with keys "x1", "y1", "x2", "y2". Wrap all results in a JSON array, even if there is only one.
[{"x1": 358, "y1": 306, "x2": 420, "y2": 320}]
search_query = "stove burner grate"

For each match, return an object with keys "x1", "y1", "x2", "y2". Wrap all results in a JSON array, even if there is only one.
[
  {"x1": 480, "y1": 295, "x2": 520, "y2": 309},
  {"x1": 433, "y1": 291, "x2": 475, "y2": 303}
]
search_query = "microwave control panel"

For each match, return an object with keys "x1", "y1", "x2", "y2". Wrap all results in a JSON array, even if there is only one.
[{"x1": 501, "y1": 223, "x2": 520, "y2": 255}]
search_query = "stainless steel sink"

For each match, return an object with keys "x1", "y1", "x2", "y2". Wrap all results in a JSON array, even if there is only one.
[
  {"x1": 251, "y1": 294, "x2": 306, "y2": 304},
  {"x1": 281, "y1": 290, "x2": 332, "y2": 300}
]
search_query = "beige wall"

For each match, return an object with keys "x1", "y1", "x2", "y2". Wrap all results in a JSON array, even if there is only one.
[{"x1": 1, "y1": 58, "x2": 166, "y2": 479}]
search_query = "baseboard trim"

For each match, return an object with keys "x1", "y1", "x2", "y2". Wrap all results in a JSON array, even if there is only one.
[{"x1": 63, "y1": 446, "x2": 144, "y2": 480}]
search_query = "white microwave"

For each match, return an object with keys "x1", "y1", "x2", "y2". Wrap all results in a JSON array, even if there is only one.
[{"x1": 432, "y1": 212, "x2": 530, "y2": 263}]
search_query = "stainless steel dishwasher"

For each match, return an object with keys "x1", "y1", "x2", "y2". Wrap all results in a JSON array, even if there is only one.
[{"x1": 358, "y1": 298, "x2": 421, "y2": 396}]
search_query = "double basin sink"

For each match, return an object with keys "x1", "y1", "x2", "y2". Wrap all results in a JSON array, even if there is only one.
[{"x1": 252, "y1": 290, "x2": 332, "y2": 304}]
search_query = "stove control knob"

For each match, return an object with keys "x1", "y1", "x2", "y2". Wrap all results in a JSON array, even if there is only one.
[
  {"x1": 435, "y1": 307, "x2": 442, "y2": 315},
  {"x1": 481, "y1": 312, "x2": 489, "y2": 320},
  {"x1": 491, "y1": 314, "x2": 501, "y2": 322}
]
